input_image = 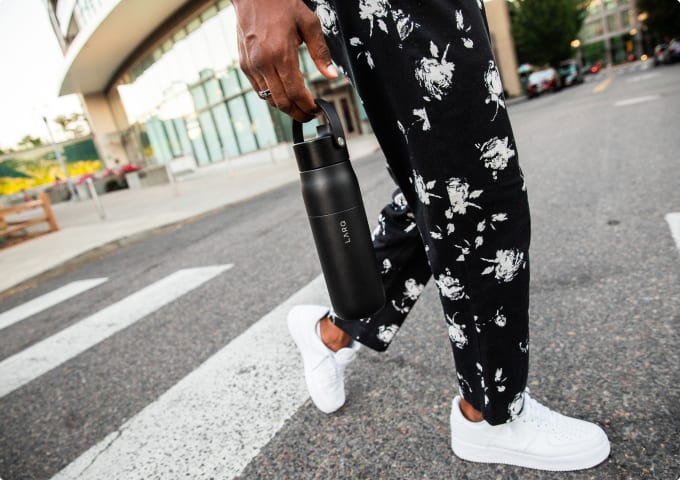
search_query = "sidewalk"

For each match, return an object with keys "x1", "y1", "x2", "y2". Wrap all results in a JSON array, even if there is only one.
[{"x1": 0, "y1": 135, "x2": 381, "y2": 295}]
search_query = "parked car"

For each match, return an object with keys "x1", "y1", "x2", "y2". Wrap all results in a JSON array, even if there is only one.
[
  {"x1": 558, "y1": 61, "x2": 583, "y2": 87},
  {"x1": 527, "y1": 68, "x2": 561, "y2": 98},
  {"x1": 667, "y1": 39, "x2": 680, "y2": 63},
  {"x1": 654, "y1": 43, "x2": 669, "y2": 65}
]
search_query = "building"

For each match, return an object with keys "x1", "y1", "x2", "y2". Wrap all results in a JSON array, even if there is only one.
[
  {"x1": 579, "y1": 0, "x2": 643, "y2": 66},
  {"x1": 46, "y1": 0, "x2": 521, "y2": 170}
]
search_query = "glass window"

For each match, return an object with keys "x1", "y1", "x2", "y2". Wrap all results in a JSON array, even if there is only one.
[
  {"x1": 620, "y1": 10, "x2": 632, "y2": 28},
  {"x1": 186, "y1": 117, "x2": 210, "y2": 165},
  {"x1": 603, "y1": 0, "x2": 616, "y2": 10},
  {"x1": 191, "y1": 85, "x2": 208, "y2": 110},
  {"x1": 211, "y1": 103, "x2": 240, "y2": 158},
  {"x1": 227, "y1": 96, "x2": 258, "y2": 153},
  {"x1": 205, "y1": 78, "x2": 223, "y2": 104},
  {"x1": 173, "y1": 118, "x2": 193, "y2": 156},
  {"x1": 163, "y1": 119, "x2": 182, "y2": 156},
  {"x1": 220, "y1": 70, "x2": 242, "y2": 97},
  {"x1": 606, "y1": 13, "x2": 619, "y2": 32},
  {"x1": 145, "y1": 117, "x2": 172, "y2": 164},
  {"x1": 198, "y1": 111, "x2": 223, "y2": 161},
  {"x1": 244, "y1": 91, "x2": 278, "y2": 148},
  {"x1": 588, "y1": 0, "x2": 601, "y2": 14}
]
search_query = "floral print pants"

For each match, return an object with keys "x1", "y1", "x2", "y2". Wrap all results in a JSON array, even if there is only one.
[{"x1": 304, "y1": 0, "x2": 530, "y2": 425}]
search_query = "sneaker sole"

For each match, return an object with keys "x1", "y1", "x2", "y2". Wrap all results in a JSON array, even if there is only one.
[{"x1": 451, "y1": 437, "x2": 611, "y2": 471}]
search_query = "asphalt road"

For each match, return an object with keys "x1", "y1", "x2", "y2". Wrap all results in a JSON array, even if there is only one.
[{"x1": 1, "y1": 62, "x2": 679, "y2": 480}]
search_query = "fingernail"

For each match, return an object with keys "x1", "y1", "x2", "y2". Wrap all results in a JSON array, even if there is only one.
[{"x1": 327, "y1": 64, "x2": 338, "y2": 77}]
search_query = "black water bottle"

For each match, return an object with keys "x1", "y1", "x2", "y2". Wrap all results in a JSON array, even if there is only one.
[{"x1": 292, "y1": 100, "x2": 385, "y2": 321}]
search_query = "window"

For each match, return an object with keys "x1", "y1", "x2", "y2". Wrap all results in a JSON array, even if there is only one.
[
  {"x1": 227, "y1": 97, "x2": 258, "y2": 153},
  {"x1": 198, "y1": 111, "x2": 223, "y2": 161},
  {"x1": 211, "y1": 103, "x2": 240, "y2": 158},
  {"x1": 245, "y1": 91, "x2": 278, "y2": 148},
  {"x1": 606, "y1": 13, "x2": 619, "y2": 32}
]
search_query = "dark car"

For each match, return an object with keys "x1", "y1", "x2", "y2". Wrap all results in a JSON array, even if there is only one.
[
  {"x1": 667, "y1": 39, "x2": 680, "y2": 63},
  {"x1": 558, "y1": 61, "x2": 583, "y2": 87},
  {"x1": 654, "y1": 43, "x2": 669, "y2": 65},
  {"x1": 527, "y1": 68, "x2": 561, "y2": 98}
]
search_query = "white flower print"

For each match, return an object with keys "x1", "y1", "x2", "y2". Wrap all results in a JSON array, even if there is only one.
[
  {"x1": 392, "y1": 278, "x2": 424, "y2": 314},
  {"x1": 477, "y1": 136, "x2": 516, "y2": 180},
  {"x1": 398, "y1": 108, "x2": 431, "y2": 143},
  {"x1": 493, "y1": 308, "x2": 507, "y2": 327},
  {"x1": 446, "y1": 313, "x2": 468, "y2": 349},
  {"x1": 404, "y1": 220, "x2": 417, "y2": 233},
  {"x1": 455, "y1": 10, "x2": 474, "y2": 48},
  {"x1": 430, "y1": 226, "x2": 443, "y2": 240},
  {"x1": 477, "y1": 0, "x2": 483, "y2": 9},
  {"x1": 494, "y1": 368, "x2": 508, "y2": 392},
  {"x1": 519, "y1": 339, "x2": 530, "y2": 354},
  {"x1": 393, "y1": 192, "x2": 409, "y2": 210},
  {"x1": 482, "y1": 249, "x2": 526, "y2": 283},
  {"x1": 349, "y1": 37, "x2": 375, "y2": 70},
  {"x1": 411, "y1": 169, "x2": 441, "y2": 205},
  {"x1": 455, "y1": 240, "x2": 470, "y2": 262},
  {"x1": 359, "y1": 0, "x2": 391, "y2": 36},
  {"x1": 435, "y1": 268, "x2": 467, "y2": 301},
  {"x1": 444, "y1": 178, "x2": 483, "y2": 217},
  {"x1": 508, "y1": 392, "x2": 524, "y2": 420},
  {"x1": 311, "y1": 0, "x2": 339, "y2": 35},
  {"x1": 377, "y1": 324, "x2": 399, "y2": 343},
  {"x1": 491, "y1": 213, "x2": 508, "y2": 223},
  {"x1": 372, "y1": 213, "x2": 386, "y2": 240},
  {"x1": 415, "y1": 41, "x2": 455, "y2": 101},
  {"x1": 391, "y1": 8, "x2": 419, "y2": 42},
  {"x1": 484, "y1": 60, "x2": 506, "y2": 121},
  {"x1": 381, "y1": 258, "x2": 392, "y2": 274}
]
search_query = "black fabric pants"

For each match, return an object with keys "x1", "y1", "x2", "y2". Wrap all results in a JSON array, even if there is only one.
[{"x1": 303, "y1": 0, "x2": 530, "y2": 425}]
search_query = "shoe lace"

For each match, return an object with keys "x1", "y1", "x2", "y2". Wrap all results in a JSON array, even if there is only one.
[{"x1": 521, "y1": 394, "x2": 560, "y2": 432}]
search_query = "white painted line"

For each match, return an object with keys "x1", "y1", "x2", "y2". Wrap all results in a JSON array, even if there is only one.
[
  {"x1": 0, "y1": 266, "x2": 232, "y2": 399},
  {"x1": 51, "y1": 275, "x2": 330, "y2": 480},
  {"x1": 626, "y1": 72, "x2": 660, "y2": 83},
  {"x1": 666, "y1": 213, "x2": 680, "y2": 254},
  {"x1": 0, "y1": 278, "x2": 108, "y2": 332},
  {"x1": 614, "y1": 95, "x2": 660, "y2": 107}
]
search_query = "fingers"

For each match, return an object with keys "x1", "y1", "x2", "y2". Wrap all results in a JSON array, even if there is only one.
[
  {"x1": 298, "y1": 9, "x2": 338, "y2": 80},
  {"x1": 237, "y1": 27, "x2": 274, "y2": 107}
]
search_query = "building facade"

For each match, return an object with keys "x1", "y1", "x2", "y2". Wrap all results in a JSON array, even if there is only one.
[
  {"x1": 46, "y1": 0, "x2": 520, "y2": 169},
  {"x1": 579, "y1": 0, "x2": 643, "y2": 65}
]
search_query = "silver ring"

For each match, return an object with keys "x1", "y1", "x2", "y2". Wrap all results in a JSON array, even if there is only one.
[{"x1": 257, "y1": 89, "x2": 272, "y2": 99}]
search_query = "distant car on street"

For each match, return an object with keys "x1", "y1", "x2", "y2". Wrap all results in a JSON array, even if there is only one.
[
  {"x1": 654, "y1": 43, "x2": 669, "y2": 65},
  {"x1": 558, "y1": 61, "x2": 583, "y2": 87},
  {"x1": 667, "y1": 39, "x2": 680, "y2": 63},
  {"x1": 527, "y1": 68, "x2": 561, "y2": 98}
]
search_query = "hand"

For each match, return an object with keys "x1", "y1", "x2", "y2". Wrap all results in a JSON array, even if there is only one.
[{"x1": 233, "y1": 0, "x2": 338, "y2": 122}]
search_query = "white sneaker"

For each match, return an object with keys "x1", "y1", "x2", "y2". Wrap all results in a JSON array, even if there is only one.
[
  {"x1": 287, "y1": 305, "x2": 360, "y2": 413},
  {"x1": 450, "y1": 392, "x2": 610, "y2": 471}
]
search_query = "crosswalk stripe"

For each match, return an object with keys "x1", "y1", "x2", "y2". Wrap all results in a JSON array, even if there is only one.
[
  {"x1": 666, "y1": 213, "x2": 680, "y2": 255},
  {"x1": 0, "y1": 278, "x2": 108, "y2": 332},
  {"x1": 51, "y1": 275, "x2": 329, "y2": 480},
  {"x1": 0, "y1": 265, "x2": 232, "y2": 399}
]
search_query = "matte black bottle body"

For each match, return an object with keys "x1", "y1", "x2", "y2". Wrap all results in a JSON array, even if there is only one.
[{"x1": 293, "y1": 101, "x2": 385, "y2": 321}]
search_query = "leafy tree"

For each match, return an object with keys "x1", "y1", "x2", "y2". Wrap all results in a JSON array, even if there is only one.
[
  {"x1": 53, "y1": 112, "x2": 88, "y2": 139},
  {"x1": 17, "y1": 135, "x2": 44, "y2": 150},
  {"x1": 636, "y1": 0, "x2": 680, "y2": 41},
  {"x1": 510, "y1": 0, "x2": 590, "y2": 67}
]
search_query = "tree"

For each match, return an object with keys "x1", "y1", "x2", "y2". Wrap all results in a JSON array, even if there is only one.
[
  {"x1": 636, "y1": 0, "x2": 680, "y2": 41},
  {"x1": 53, "y1": 112, "x2": 89, "y2": 139},
  {"x1": 510, "y1": 0, "x2": 590, "y2": 68},
  {"x1": 17, "y1": 135, "x2": 44, "y2": 150}
]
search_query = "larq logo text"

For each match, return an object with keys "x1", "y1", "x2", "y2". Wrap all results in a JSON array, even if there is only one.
[{"x1": 340, "y1": 220, "x2": 351, "y2": 244}]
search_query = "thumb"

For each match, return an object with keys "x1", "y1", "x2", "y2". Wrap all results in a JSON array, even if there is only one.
[{"x1": 301, "y1": 18, "x2": 338, "y2": 79}]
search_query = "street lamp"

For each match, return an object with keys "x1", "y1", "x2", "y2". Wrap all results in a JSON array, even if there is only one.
[{"x1": 42, "y1": 115, "x2": 78, "y2": 200}]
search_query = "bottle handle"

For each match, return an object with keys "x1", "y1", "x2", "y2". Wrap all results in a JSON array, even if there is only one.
[{"x1": 292, "y1": 99, "x2": 346, "y2": 149}]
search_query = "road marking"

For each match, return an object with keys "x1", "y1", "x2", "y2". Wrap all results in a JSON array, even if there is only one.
[
  {"x1": 614, "y1": 95, "x2": 660, "y2": 107},
  {"x1": 0, "y1": 266, "x2": 231, "y2": 399},
  {"x1": 0, "y1": 278, "x2": 108, "y2": 332},
  {"x1": 51, "y1": 275, "x2": 330, "y2": 480},
  {"x1": 593, "y1": 75, "x2": 614, "y2": 93},
  {"x1": 626, "y1": 72, "x2": 660, "y2": 83},
  {"x1": 666, "y1": 213, "x2": 680, "y2": 254}
]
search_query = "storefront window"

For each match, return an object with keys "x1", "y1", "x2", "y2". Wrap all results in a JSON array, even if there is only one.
[
  {"x1": 211, "y1": 103, "x2": 240, "y2": 158},
  {"x1": 244, "y1": 91, "x2": 278, "y2": 148},
  {"x1": 606, "y1": 13, "x2": 619, "y2": 32},
  {"x1": 198, "y1": 111, "x2": 223, "y2": 161},
  {"x1": 227, "y1": 97, "x2": 258, "y2": 153}
]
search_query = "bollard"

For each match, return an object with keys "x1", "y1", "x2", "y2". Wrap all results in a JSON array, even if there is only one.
[{"x1": 85, "y1": 178, "x2": 106, "y2": 220}]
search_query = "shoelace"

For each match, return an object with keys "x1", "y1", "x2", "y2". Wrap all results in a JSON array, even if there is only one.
[{"x1": 521, "y1": 394, "x2": 560, "y2": 432}]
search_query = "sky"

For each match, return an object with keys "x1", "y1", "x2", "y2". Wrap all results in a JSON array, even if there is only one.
[{"x1": 0, "y1": 0, "x2": 82, "y2": 149}]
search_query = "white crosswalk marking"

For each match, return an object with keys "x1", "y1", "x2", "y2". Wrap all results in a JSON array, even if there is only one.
[
  {"x1": 51, "y1": 275, "x2": 330, "y2": 480},
  {"x1": 0, "y1": 278, "x2": 108, "y2": 332},
  {"x1": 0, "y1": 265, "x2": 232, "y2": 399},
  {"x1": 666, "y1": 213, "x2": 680, "y2": 255}
]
